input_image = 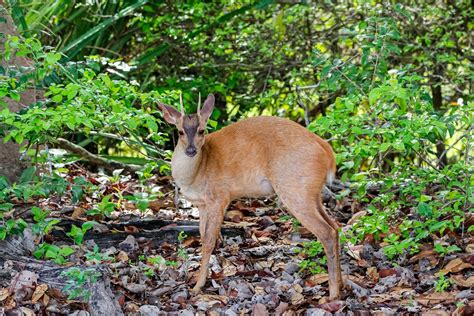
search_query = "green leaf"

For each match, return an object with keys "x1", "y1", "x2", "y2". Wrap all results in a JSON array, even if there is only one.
[
  {"x1": 417, "y1": 202, "x2": 432, "y2": 217},
  {"x1": 19, "y1": 166, "x2": 36, "y2": 184}
]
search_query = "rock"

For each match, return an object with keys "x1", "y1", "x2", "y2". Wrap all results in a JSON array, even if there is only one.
[
  {"x1": 258, "y1": 216, "x2": 274, "y2": 229},
  {"x1": 179, "y1": 310, "x2": 195, "y2": 316},
  {"x1": 139, "y1": 305, "x2": 160, "y2": 316},
  {"x1": 305, "y1": 308, "x2": 331, "y2": 316},
  {"x1": 281, "y1": 271, "x2": 294, "y2": 283},
  {"x1": 285, "y1": 263, "x2": 300, "y2": 275},
  {"x1": 171, "y1": 290, "x2": 188, "y2": 303},
  {"x1": 124, "y1": 283, "x2": 147, "y2": 294},
  {"x1": 119, "y1": 235, "x2": 139, "y2": 253},
  {"x1": 92, "y1": 223, "x2": 110, "y2": 233}
]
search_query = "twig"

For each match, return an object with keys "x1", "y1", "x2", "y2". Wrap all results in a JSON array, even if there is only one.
[
  {"x1": 53, "y1": 138, "x2": 141, "y2": 173},
  {"x1": 437, "y1": 126, "x2": 474, "y2": 165},
  {"x1": 296, "y1": 86, "x2": 310, "y2": 127}
]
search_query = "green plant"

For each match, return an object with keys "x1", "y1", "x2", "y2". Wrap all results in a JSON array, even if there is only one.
[
  {"x1": 295, "y1": 241, "x2": 327, "y2": 275},
  {"x1": 433, "y1": 243, "x2": 461, "y2": 257},
  {"x1": 66, "y1": 221, "x2": 97, "y2": 245},
  {"x1": 278, "y1": 215, "x2": 301, "y2": 232},
  {"x1": 33, "y1": 243, "x2": 75, "y2": 265},
  {"x1": 124, "y1": 192, "x2": 158, "y2": 213},
  {"x1": 31, "y1": 206, "x2": 60, "y2": 239},
  {"x1": 434, "y1": 273, "x2": 452, "y2": 293},
  {"x1": 87, "y1": 194, "x2": 116, "y2": 217},
  {"x1": 61, "y1": 267, "x2": 102, "y2": 301}
]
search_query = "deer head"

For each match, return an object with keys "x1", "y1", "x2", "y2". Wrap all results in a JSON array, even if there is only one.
[{"x1": 158, "y1": 94, "x2": 215, "y2": 157}]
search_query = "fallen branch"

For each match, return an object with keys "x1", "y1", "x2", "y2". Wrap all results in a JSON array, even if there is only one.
[
  {"x1": 53, "y1": 138, "x2": 141, "y2": 173},
  {"x1": 0, "y1": 233, "x2": 123, "y2": 316}
]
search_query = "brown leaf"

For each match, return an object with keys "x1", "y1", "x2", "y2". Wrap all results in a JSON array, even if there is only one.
[
  {"x1": 291, "y1": 291, "x2": 305, "y2": 305},
  {"x1": 42, "y1": 293, "x2": 50, "y2": 306},
  {"x1": 117, "y1": 251, "x2": 129, "y2": 262},
  {"x1": 440, "y1": 258, "x2": 473, "y2": 274},
  {"x1": 367, "y1": 267, "x2": 379, "y2": 282},
  {"x1": 421, "y1": 309, "x2": 450, "y2": 316},
  {"x1": 409, "y1": 249, "x2": 436, "y2": 263},
  {"x1": 226, "y1": 210, "x2": 244, "y2": 223},
  {"x1": 0, "y1": 287, "x2": 10, "y2": 301},
  {"x1": 71, "y1": 206, "x2": 86, "y2": 219},
  {"x1": 318, "y1": 300, "x2": 346, "y2": 312},
  {"x1": 31, "y1": 284, "x2": 48, "y2": 304},
  {"x1": 306, "y1": 274, "x2": 329, "y2": 287},
  {"x1": 252, "y1": 303, "x2": 269, "y2": 316},
  {"x1": 124, "y1": 225, "x2": 140, "y2": 233},
  {"x1": 347, "y1": 211, "x2": 367, "y2": 226},
  {"x1": 378, "y1": 268, "x2": 397, "y2": 278},
  {"x1": 450, "y1": 275, "x2": 474, "y2": 288},
  {"x1": 275, "y1": 302, "x2": 289, "y2": 316},
  {"x1": 416, "y1": 292, "x2": 457, "y2": 306}
]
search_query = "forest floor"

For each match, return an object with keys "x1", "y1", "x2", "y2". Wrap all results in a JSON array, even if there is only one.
[{"x1": 0, "y1": 165, "x2": 473, "y2": 315}]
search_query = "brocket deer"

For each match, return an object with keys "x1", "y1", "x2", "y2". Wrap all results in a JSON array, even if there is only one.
[{"x1": 158, "y1": 94, "x2": 343, "y2": 299}]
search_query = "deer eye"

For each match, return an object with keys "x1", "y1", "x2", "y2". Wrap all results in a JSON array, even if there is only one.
[
  {"x1": 198, "y1": 130, "x2": 205, "y2": 135},
  {"x1": 178, "y1": 131, "x2": 184, "y2": 136}
]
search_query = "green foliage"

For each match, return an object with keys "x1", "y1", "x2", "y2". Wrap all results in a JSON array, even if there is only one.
[
  {"x1": 66, "y1": 221, "x2": 97, "y2": 245},
  {"x1": 434, "y1": 273, "x2": 452, "y2": 293},
  {"x1": 61, "y1": 267, "x2": 101, "y2": 301},
  {"x1": 296, "y1": 241, "x2": 327, "y2": 275},
  {"x1": 31, "y1": 206, "x2": 60, "y2": 237},
  {"x1": 33, "y1": 243, "x2": 75, "y2": 265},
  {"x1": 87, "y1": 194, "x2": 116, "y2": 217}
]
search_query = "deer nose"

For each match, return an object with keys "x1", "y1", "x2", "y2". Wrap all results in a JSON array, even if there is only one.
[{"x1": 185, "y1": 146, "x2": 197, "y2": 157}]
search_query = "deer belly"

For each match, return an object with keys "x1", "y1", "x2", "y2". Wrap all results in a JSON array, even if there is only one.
[{"x1": 235, "y1": 177, "x2": 275, "y2": 198}]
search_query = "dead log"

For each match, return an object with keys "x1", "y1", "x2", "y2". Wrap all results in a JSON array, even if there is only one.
[
  {"x1": 0, "y1": 232, "x2": 124, "y2": 316},
  {"x1": 52, "y1": 218, "x2": 244, "y2": 249}
]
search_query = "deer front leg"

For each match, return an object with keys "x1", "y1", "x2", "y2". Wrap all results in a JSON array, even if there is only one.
[{"x1": 192, "y1": 200, "x2": 227, "y2": 294}]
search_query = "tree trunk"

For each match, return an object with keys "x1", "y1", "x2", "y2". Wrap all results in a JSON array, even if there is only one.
[{"x1": 0, "y1": 3, "x2": 40, "y2": 183}]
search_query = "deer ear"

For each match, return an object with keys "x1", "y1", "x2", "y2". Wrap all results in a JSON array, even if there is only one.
[
  {"x1": 158, "y1": 103, "x2": 181, "y2": 125},
  {"x1": 199, "y1": 94, "x2": 215, "y2": 122}
]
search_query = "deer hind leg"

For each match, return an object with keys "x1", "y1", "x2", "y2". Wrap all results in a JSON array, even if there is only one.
[
  {"x1": 192, "y1": 199, "x2": 228, "y2": 294},
  {"x1": 276, "y1": 189, "x2": 343, "y2": 299}
]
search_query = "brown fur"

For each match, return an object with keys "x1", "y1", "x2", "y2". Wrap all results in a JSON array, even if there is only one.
[{"x1": 159, "y1": 96, "x2": 343, "y2": 299}]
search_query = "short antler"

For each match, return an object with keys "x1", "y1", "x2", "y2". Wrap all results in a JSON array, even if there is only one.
[{"x1": 179, "y1": 92, "x2": 184, "y2": 115}]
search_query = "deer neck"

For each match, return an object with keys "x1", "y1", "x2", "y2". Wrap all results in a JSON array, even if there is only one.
[{"x1": 171, "y1": 141, "x2": 204, "y2": 187}]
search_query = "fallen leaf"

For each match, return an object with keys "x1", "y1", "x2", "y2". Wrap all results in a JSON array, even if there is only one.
[
  {"x1": 440, "y1": 258, "x2": 472, "y2": 274},
  {"x1": 318, "y1": 300, "x2": 345, "y2": 312},
  {"x1": 71, "y1": 206, "x2": 86, "y2": 219},
  {"x1": 31, "y1": 284, "x2": 48, "y2": 304},
  {"x1": 42, "y1": 293, "x2": 50, "y2": 306},
  {"x1": 252, "y1": 303, "x2": 269, "y2": 316},
  {"x1": 367, "y1": 267, "x2": 379, "y2": 282},
  {"x1": 19, "y1": 307, "x2": 35, "y2": 316},
  {"x1": 450, "y1": 275, "x2": 474, "y2": 288},
  {"x1": 291, "y1": 292, "x2": 304, "y2": 305},
  {"x1": 0, "y1": 288, "x2": 9, "y2": 301},
  {"x1": 347, "y1": 211, "x2": 367, "y2": 226},
  {"x1": 409, "y1": 249, "x2": 436, "y2": 263},
  {"x1": 117, "y1": 251, "x2": 129, "y2": 262},
  {"x1": 378, "y1": 268, "x2": 397, "y2": 278},
  {"x1": 421, "y1": 309, "x2": 450, "y2": 316},
  {"x1": 306, "y1": 274, "x2": 329, "y2": 286},
  {"x1": 416, "y1": 292, "x2": 457, "y2": 306}
]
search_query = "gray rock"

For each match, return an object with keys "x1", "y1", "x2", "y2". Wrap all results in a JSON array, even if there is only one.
[
  {"x1": 285, "y1": 263, "x2": 300, "y2": 275},
  {"x1": 139, "y1": 305, "x2": 160, "y2": 316},
  {"x1": 119, "y1": 235, "x2": 139, "y2": 253}
]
